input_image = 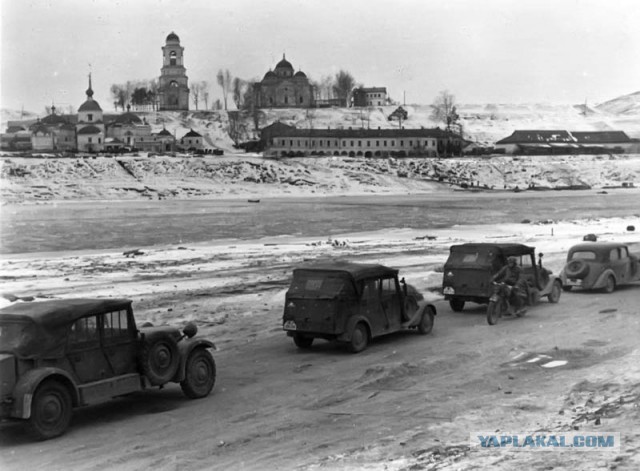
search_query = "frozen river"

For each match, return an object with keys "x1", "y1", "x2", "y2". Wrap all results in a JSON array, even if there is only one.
[{"x1": 1, "y1": 189, "x2": 638, "y2": 254}]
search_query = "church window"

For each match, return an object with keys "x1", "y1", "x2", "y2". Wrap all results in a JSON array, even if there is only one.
[
  {"x1": 358, "y1": 141, "x2": 361, "y2": 147},
  {"x1": 88, "y1": 114, "x2": 93, "y2": 121},
  {"x1": 384, "y1": 140, "x2": 387, "y2": 146},
  {"x1": 88, "y1": 137, "x2": 92, "y2": 143},
  {"x1": 170, "y1": 51, "x2": 177, "y2": 66},
  {"x1": 350, "y1": 141, "x2": 354, "y2": 146},
  {"x1": 342, "y1": 141, "x2": 346, "y2": 146},
  {"x1": 284, "y1": 96, "x2": 288, "y2": 104},
  {"x1": 400, "y1": 140, "x2": 404, "y2": 147},
  {"x1": 98, "y1": 138, "x2": 101, "y2": 143},
  {"x1": 391, "y1": 140, "x2": 395, "y2": 146},
  {"x1": 290, "y1": 140, "x2": 293, "y2": 146},
  {"x1": 170, "y1": 81, "x2": 178, "y2": 88},
  {"x1": 281, "y1": 139, "x2": 285, "y2": 145},
  {"x1": 299, "y1": 96, "x2": 303, "y2": 104}
]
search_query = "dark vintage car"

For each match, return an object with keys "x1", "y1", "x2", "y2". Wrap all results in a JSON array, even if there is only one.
[
  {"x1": 442, "y1": 243, "x2": 562, "y2": 311},
  {"x1": 0, "y1": 298, "x2": 216, "y2": 440},
  {"x1": 282, "y1": 261, "x2": 436, "y2": 353},
  {"x1": 560, "y1": 242, "x2": 640, "y2": 292}
]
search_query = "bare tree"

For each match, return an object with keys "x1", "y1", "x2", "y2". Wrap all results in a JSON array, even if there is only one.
[
  {"x1": 333, "y1": 70, "x2": 356, "y2": 106},
  {"x1": 232, "y1": 77, "x2": 246, "y2": 110},
  {"x1": 203, "y1": 90, "x2": 210, "y2": 110},
  {"x1": 213, "y1": 98, "x2": 222, "y2": 110},
  {"x1": 430, "y1": 90, "x2": 459, "y2": 131},
  {"x1": 216, "y1": 69, "x2": 232, "y2": 110}
]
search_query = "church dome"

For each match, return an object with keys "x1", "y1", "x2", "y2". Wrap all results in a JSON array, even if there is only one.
[
  {"x1": 263, "y1": 70, "x2": 277, "y2": 80},
  {"x1": 78, "y1": 99, "x2": 102, "y2": 112},
  {"x1": 275, "y1": 55, "x2": 293, "y2": 71},
  {"x1": 114, "y1": 112, "x2": 142, "y2": 125},
  {"x1": 166, "y1": 32, "x2": 180, "y2": 43},
  {"x1": 294, "y1": 70, "x2": 307, "y2": 78}
]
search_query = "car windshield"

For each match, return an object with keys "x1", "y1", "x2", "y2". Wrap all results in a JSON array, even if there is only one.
[
  {"x1": 288, "y1": 272, "x2": 355, "y2": 298},
  {"x1": 570, "y1": 251, "x2": 597, "y2": 260},
  {"x1": 0, "y1": 320, "x2": 34, "y2": 353}
]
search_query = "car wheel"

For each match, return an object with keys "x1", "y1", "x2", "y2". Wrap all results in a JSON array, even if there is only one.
[
  {"x1": 565, "y1": 259, "x2": 590, "y2": 278},
  {"x1": 180, "y1": 349, "x2": 216, "y2": 399},
  {"x1": 548, "y1": 280, "x2": 562, "y2": 303},
  {"x1": 486, "y1": 301, "x2": 501, "y2": 325},
  {"x1": 449, "y1": 298, "x2": 465, "y2": 312},
  {"x1": 417, "y1": 307, "x2": 435, "y2": 335},
  {"x1": 348, "y1": 322, "x2": 369, "y2": 353},
  {"x1": 27, "y1": 380, "x2": 73, "y2": 440},
  {"x1": 293, "y1": 334, "x2": 314, "y2": 349},
  {"x1": 604, "y1": 275, "x2": 616, "y2": 294},
  {"x1": 141, "y1": 337, "x2": 180, "y2": 385}
]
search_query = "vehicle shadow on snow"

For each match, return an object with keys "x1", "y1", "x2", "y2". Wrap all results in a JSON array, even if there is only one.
[
  {"x1": 284, "y1": 329, "x2": 435, "y2": 356},
  {"x1": 0, "y1": 387, "x2": 189, "y2": 446}
]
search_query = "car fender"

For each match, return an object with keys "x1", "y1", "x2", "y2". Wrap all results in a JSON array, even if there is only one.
[
  {"x1": 11, "y1": 368, "x2": 79, "y2": 419},
  {"x1": 539, "y1": 275, "x2": 561, "y2": 296},
  {"x1": 174, "y1": 338, "x2": 217, "y2": 382},
  {"x1": 337, "y1": 315, "x2": 372, "y2": 342},
  {"x1": 404, "y1": 301, "x2": 436, "y2": 327},
  {"x1": 593, "y1": 268, "x2": 617, "y2": 289}
]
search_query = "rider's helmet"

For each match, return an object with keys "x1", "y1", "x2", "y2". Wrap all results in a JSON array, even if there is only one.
[{"x1": 507, "y1": 257, "x2": 518, "y2": 267}]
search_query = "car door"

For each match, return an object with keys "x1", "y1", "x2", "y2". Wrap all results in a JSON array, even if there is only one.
[
  {"x1": 102, "y1": 307, "x2": 138, "y2": 376},
  {"x1": 380, "y1": 276, "x2": 402, "y2": 330},
  {"x1": 360, "y1": 278, "x2": 385, "y2": 335},
  {"x1": 67, "y1": 314, "x2": 112, "y2": 383},
  {"x1": 612, "y1": 247, "x2": 631, "y2": 284}
]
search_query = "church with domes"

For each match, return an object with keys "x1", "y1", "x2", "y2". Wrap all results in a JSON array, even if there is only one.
[{"x1": 253, "y1": 55, "x2": 315, "y2": 108}]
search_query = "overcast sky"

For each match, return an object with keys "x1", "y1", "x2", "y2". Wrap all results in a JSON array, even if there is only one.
[{"x1": 1, "y1": 0, "x2": 639, "y2": 114}]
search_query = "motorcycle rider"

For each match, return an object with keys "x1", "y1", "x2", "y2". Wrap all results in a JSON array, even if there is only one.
[{"x1": 491, "y1": 256, "x2": 527, "y2": 314}]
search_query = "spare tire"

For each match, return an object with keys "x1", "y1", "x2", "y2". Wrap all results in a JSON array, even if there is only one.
[
  {"x1": 141, "y1": 337, "x2": 180, "y2": 385},
  {"x1": 565, "y1": 259, "x2": 590, "y2": 278}
]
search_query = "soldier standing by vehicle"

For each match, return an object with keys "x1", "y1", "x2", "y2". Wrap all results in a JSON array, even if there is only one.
[{"x1": 491, "y1": 257, "x2": 527, "y2": 314}]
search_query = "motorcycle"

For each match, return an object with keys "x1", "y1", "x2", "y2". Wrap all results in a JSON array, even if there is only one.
[{"x1": 486, "y1": 281, "x2": 526, "y2": 325}]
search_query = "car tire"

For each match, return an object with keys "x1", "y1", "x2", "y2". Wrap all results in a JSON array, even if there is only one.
[
  {"x1": 604, "y1": 275, "x2": 616, "y2": 294},
  {"x1": 348, "y1": 323, "x2": 369, "y2": 353},
  {"x1": 180, "y1": 349, "x2": 216, "y2": 399},
  {"x1": 486, "y1": 301, "x2": 501, "y2": 325},
  {"x1": 27, "y1": 380, "x2": 73, "y2": 440},
  {"x1": 293, "y1": 334, "x2": 314, "y2": 349},
  {"x1": 565, "y1": 259, "x2": 590, "y2": 278},
  {"x1": 417, "y1": 307, "x2": 435, "y2": 335},
  {"x1": 548, "y1": 280, "x2": 562, "y2": 303},
  {"x1": 449, "y1": 298, "x2": 465, "y2": 312},
  {"x1": 141, "y1": 337, "x2": 180, "y2": 385}
]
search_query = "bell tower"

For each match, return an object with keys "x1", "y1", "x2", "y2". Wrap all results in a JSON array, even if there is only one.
[{"x1": 158, "y1": 32, "x2": 190, "y2": 111}]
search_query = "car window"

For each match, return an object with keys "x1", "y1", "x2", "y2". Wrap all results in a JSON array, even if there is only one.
[
  {"x1": 69, "y1": 316, "x2": 99, "y2": 344},
  {"x1": 462, "y1": 253, "x2": 479, "y2": 263},
  {"x1": 381, "y1": 278, "x2": 397, "y2": 295},
  {"x1": 362, "y1": 279, "x2": 380, "y2": 301},
  {"x1": 289, "y1": 272, "x2": 355, "y2": 298},
  {"x1": 610, "y1": 249, "x2": 619, "y2": 261},
  {"x1": 103, "y1": 309, "x2": 131, "y2": 341},
  {"x1": 619, "y1": 247, "x2": 629, "y2": 259},
  {"x1": 571, "y1": 251, "x2": 596, "y2": 260}
]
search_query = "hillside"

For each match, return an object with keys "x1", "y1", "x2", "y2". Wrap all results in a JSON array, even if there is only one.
[
  {"x1": 1, "y1": 154, "x2": 639, "y2": 203},
  {"x1": 3, "y1": 91, "x2": 640, "y2": 148}
]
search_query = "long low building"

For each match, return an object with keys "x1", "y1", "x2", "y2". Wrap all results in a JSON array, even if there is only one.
[
  {"x1": 260, "y1": 122, "x2": 463, "y2": 157},
  {"x1": 495, "y1": 130, "x2": 639, "y2": 154}
]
